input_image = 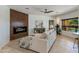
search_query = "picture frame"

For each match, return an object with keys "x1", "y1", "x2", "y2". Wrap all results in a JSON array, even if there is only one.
[{"x1": 49, "y1": 20, "x2": 54, "y2": 29}]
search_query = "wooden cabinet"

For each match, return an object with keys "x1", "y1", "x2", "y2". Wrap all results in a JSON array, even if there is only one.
[
  {"x1": 34, "y1": 28, "x2": 45, "y2": 33},
  {"x1": 10, "y1": 9, "x2": 28, "y2": 40}
]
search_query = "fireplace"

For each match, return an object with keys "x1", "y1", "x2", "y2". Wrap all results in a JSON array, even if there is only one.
[{"x1": 13, "y1": 26, "x2": 27, "y2": 34}]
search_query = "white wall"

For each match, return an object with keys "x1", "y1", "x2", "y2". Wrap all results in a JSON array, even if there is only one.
[
  {"x1": 28, "y1": 14, "x2": 51, "y2": 35},
  {"x1": 53, "y1": 9, "x2": 79, "y2": 38},
  {"x1": 0, "y1": 6, "x2": 10, "y2": 49}
]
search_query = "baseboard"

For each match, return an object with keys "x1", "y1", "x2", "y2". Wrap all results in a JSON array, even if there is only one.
[{"x1": 0, "y1": 39, "x2": 9, "y2": 50}]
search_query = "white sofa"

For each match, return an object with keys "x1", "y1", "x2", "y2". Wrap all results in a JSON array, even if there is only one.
[{"x1": 19, "y1": 29, "x2": 56, "y2": 53}]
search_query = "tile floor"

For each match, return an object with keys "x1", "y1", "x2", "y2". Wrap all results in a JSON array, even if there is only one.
[
  {"x1": 49, "y1": 35, "x2": 78, "y2": 53},
  {"x1": 0, "y1": 35, "x2": 78, "y2": 53}
]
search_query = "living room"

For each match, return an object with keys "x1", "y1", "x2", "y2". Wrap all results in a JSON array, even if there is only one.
[{"x1": 0, "y1": 5, "x2": 79, "y2": 53}]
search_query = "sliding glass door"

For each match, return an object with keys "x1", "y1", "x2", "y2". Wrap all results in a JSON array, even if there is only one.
[{"x1": 62, "y1": 17, "x2": 79, "y2": 32}]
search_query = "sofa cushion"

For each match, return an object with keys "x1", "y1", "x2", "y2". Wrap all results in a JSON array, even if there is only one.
[{"x1": 35, "y1": 33, "x2": 47, "y2": 39}]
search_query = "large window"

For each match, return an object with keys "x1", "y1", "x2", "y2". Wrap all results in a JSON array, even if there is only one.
[{"x1": 62, "y1": 17, "x2": 79, "y2": 32}]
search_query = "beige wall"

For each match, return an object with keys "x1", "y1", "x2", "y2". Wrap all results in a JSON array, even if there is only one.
[
  {"x1": 28, "y1": 14, "x2": 51, "y2": 35},
  {"x1": 0, "y1": 6, "x2": 10, "y2": 49}
]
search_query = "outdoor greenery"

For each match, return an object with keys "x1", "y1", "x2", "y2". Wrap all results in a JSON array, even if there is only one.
[
  {"x1": 62, "y1": 18, "x2": 79, "y2": 32},
  {"x1": 69, "y1": 19, "x2": 78, "y2": 26}
]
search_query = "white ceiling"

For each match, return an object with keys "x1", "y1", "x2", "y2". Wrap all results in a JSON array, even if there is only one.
[{"x1": 9, "y1": 5, "x2": 79, "y2": 16}]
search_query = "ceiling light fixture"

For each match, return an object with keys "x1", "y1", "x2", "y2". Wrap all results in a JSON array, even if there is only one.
[{"x1": 40, "y1": 9, "x2": 54, "y2": 13}]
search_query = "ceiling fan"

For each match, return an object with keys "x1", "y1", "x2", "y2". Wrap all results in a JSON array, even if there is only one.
[{"x1": 40, "y1": 9, "x2": 54, "y2": 13}]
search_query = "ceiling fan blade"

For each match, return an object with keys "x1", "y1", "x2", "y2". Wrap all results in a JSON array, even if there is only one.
[
  {"x1": 40, "y1": 9, "x2": 54, "y2": 13},
  {"x1": 48, "y1": 11, "x2": 54, "y2": 12},
  {"x1": 44, "y1": 11, "x2": 53, "y2": 13},
  {"x1": 50, "y1": 11, "x2": 54, "y2": 12}
]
